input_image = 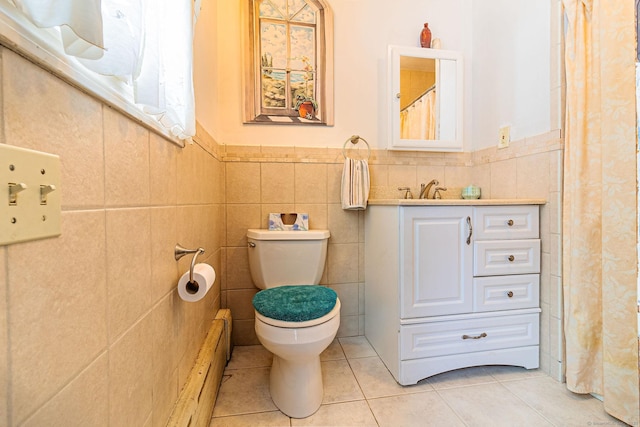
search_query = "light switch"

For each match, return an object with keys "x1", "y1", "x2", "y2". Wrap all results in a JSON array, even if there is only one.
[{"x1": 0, "y1": 144, "x2": 61, "y2": 245}]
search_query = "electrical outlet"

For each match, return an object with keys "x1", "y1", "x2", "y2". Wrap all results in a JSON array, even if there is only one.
[{"x1": 498, "y1": 126, "x2": 510, "y2": 149}]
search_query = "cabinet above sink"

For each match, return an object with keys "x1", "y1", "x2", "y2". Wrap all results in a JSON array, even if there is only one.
[{"x1": 388, "y1": 45, "x2": 464, "y2": 152}]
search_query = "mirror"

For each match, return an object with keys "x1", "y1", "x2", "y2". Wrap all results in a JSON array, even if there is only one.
[{"x1": 388, "y1": 45, "x2": 463, "y2": 151}]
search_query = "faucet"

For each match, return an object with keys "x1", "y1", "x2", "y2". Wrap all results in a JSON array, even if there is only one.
[
  {"x1": 419, "y1": 179, "x2": 439, "y2": 199},
  {"x1": 398, "y1": 187, "x2": 414, "y2": 199},
  {"x1": 433, "y1": 187, "x2": 448, "y2": 199}
]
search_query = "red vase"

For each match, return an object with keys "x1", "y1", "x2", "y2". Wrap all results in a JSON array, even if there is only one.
[{"x1": 420, "y1": 23, "x2": 432, "y2": 48}]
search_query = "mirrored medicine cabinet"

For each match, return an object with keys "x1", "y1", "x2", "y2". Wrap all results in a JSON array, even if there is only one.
[{"x1": 388, "y1": 45, "x2": 464, "y2": 151}]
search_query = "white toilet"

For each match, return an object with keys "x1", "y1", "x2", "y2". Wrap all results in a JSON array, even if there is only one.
[{"x1": 247, "y1": 229, "x2": 340, "y2": 418}]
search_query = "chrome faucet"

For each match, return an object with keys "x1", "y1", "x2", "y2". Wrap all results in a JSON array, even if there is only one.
[{"x1": 419, "y1": 179, "x2": 439, "y2": 199}]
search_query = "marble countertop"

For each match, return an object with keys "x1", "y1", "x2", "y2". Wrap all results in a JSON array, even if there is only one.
[{"x1": 368, "y1": 198, "x2": 546, "y2": 206}]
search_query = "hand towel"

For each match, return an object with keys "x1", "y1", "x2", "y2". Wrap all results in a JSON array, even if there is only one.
[{"x1": 341, "y1": 157, "x2": 370, "y2": 210}]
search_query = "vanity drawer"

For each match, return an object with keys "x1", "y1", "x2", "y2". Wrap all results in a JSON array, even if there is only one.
[
  {"x1": 474, "y1": 239, "x2": 540, "y2": 276},
  {"x1": 400, "y1": 312, "x2": 540, "y2": 360},
  {"x1": 474, "y1": 206, "x2": 539, "y2": 240},
  {"x1": 473, "y1": 274, "x2": 540, "y2": 312}
]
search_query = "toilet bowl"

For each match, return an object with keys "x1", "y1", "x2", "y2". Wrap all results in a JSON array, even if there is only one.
[
  {"x1": 255, "y1": 297, "x2": 340, "y2": 418},
  {"x1": 247, "y1": 229, "x2": 339, "y2": 418}
]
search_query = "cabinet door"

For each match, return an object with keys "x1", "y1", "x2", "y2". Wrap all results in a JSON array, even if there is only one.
[{"x1": 401, "y1": 206, "x2": 473, "y2": 318}]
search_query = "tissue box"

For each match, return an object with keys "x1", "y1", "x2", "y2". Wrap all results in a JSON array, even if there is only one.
[{"x1": 269, "y1": 213, "x2": 309, "y2": 231}]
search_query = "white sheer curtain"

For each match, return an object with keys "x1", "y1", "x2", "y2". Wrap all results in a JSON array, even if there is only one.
[{"x1": 3, "y1": 0, "x2": 196, "y2": 140}]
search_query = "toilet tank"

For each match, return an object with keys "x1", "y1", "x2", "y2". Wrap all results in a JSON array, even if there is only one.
[{"x1": 247, "y1": 229, "x2": 330, "y2": 289}]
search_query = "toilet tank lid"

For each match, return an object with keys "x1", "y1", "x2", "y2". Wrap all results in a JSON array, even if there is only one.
[{"x1": 247, "y1": 229, "x2": 330, "y2": 240}]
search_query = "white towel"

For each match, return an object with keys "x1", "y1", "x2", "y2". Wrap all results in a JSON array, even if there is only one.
[{"x1": 341, "y1": 158, "x2": 370, "y2": 210}]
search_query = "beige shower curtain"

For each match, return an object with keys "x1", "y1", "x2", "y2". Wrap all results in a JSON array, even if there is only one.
[
  {"x1": 562, "y1": 0, "x2": 639, "y2": 424},
  {"x1": 400, "y1": 89, "x2": 436, "y2": 140}
]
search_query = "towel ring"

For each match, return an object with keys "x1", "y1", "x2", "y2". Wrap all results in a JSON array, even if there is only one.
[{"x1": 342, "y1": 135, "x2": 371, "y2": 160}]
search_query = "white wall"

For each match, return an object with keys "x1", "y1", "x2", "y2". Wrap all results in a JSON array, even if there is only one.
[
  {"x1": 471, "y1": 0, "x2": 551, "y2": 149},
  {"x1": 194, "y1": 0, "x2": 551, "y2": 152},
  {"x1": 193, "y1": 0, "x2": 219, "y2": 138}
]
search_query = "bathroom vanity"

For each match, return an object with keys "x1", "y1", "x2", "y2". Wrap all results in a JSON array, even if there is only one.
[{"x1": 364, "y1": 199, "x2": 544, "y2": 385}]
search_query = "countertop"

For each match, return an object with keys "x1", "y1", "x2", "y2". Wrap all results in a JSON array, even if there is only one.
[{"x1": 368, "y1": 198, "x2": 546, "y2": 206}]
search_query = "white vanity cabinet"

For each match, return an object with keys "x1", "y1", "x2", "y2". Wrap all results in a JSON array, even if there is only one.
[{"x1": 365, "y1": 203, "x2": 541, "y2": 385}]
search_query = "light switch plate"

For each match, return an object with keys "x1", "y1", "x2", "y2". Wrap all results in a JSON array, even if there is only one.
[
  {"x1": 498, "y1": 126, "x2": 510, "y2": 149},
  {"x1": 0, "y1": 144, "x2": 61, "y2": 245}
]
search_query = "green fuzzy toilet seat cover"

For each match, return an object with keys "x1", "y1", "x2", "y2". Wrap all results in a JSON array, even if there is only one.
[{"x1": 252, "y1": 285, "x2": 337, "y2": 322}]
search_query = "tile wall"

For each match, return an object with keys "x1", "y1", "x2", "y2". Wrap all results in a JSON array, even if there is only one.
[
  {"x1": 0, "y1": 48, "x2": 225, "y2": 427},
  {"x1": 221, "y1": 133, "x2": 565, "y2": 382},
  {"x1": 223, "y1": 146, "x2": 365, "y2": 344}
]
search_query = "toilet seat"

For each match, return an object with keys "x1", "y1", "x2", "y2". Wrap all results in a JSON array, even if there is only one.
[
  {"x1": 253, "y1": 285, "x2": 340, "y2": 328},
  {"x1": 255, "y1": 299, "x2": 341, "y2": 328}
]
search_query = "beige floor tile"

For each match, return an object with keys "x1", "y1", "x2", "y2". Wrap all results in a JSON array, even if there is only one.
[
  {"x1": 290, "y1": 401, "x2": 377, "y2": 427},
  {"x1": 321, "y1": 360, "x2": 364, "y2": 404},
  {"x1": 320, "y1": 339, "x2": 346, "y2": 361},
  {"x1": 368, "y1": 391, "x2": 465, "y2": 427},
  {"x1": 425, "y1": 366, "x2": 496, "y2": 389},
  {"x1": 483, "y1": 365, "x2": 547, "y2": 382},
  {"x1": 211, "y1": 343, "x2": 620, "y2": 427},
  {"x1": 338, "y1": 336, "x2": 377, "y2": 359},
  {"x1": 226, "y1": 345, "x2": 273, "y2": 370},
  {"x1": 348, "y1": 356, "x2": 433, "y2": 399},
  {"x1": 210, "y1": 410, "x2": 290, "y2": 427},
  {"x1": 213, "y1": 367, "x2": 277, "y2": 417},
  {"x1": 437, "y1": 382, "x2": 553, "y2": 426},
  {"x1": 502, "y1": 376, "x2": 620, "y2": 426}
]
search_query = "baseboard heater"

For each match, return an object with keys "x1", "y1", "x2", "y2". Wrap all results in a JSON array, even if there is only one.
[{"x1": 166, "y1": 309, "x2": 233, "y2": 427}]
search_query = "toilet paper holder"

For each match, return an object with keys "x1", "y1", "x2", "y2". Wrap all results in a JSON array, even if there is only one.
[{"x1": 175, "y1": 244, "x2": 205, "y2": 284}]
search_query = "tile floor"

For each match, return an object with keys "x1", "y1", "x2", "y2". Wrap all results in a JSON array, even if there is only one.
[{"x1": 210, "y1": 337, "x2": 624, "y2": 427}]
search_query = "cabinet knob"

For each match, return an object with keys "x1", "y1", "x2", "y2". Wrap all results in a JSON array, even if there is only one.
[
  {"x1": 507, "y1": 291, "x2": 514, "y2": 298},
  {"x1": 507, "y1": 219, "x2": 514, "y2": 226},
  {"x1": 508, "y1": 255, "x2": 515, "y2": 262}
]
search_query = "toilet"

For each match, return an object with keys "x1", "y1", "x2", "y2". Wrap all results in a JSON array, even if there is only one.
[{"x1": 247, "y1": 229, "x2": 340, "y2": 418}]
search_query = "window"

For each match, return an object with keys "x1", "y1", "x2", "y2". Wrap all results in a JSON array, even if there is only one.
[
  {"x1": 0, "y1": 0, "x2": 197, "y2": 145},
  {"x1": 243, "y1": 0, "x2": 334, "y2": 125}
]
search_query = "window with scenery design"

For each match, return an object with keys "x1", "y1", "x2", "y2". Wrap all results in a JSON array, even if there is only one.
[{"x1": 244, "y1": 0, "x2": 333, "y2": 125}]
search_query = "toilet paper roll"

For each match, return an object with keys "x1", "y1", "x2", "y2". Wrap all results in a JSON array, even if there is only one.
[{"x1": 178, "y1": 263, "x2": 216, "y2": 302}]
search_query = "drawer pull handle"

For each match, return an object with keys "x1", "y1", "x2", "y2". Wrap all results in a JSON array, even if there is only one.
[
  {"x1": 466, "y1": 216, "x2": 472, "y2": 245},
  {"x1": 507, "y1": 219, "x2": 514, "y2": 226},
  {"x1": 508, "y1": 255, "x2": 515, "y2": 262},
  {"x1": 507, "y1": 291, "x2": 514, "y2": 298},
  {"x1": 462, "y1": 333, "x2": 487, "y2": 340}
]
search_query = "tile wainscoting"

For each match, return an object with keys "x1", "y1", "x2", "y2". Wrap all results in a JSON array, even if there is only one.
[{"x1": 221, "y1": 132, "x2": 564, "y2": 382}]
